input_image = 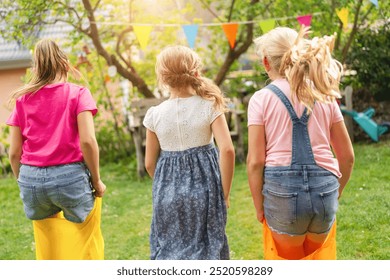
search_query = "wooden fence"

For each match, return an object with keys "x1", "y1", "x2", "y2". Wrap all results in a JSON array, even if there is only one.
[{"x1": 128, "y1": 97, "x2": 245, "y2": 177}]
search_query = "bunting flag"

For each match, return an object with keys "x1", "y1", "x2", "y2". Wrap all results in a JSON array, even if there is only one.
[
  {"x1": 370, "y1": 0, "x2": 378, "y2": 7},
  {"x1": 222, "y1": 23, "x2": 238, "y2": 49},
  {"x1": 87, "y1": 12, "x2": 327, "y2": 50},
  {"x1": 259, "y1": 19, "x2": 276, "y2": 34},
  {"x1": 336, "y1": 8, "x2": 349, "y2": 30},
  {"x1": 133, "y1": 25, "x2": 153, "y2": 50},
  {"x1": 182, "y1": 24, "x2": 199, "y2": 49},
  {"x1": 296, "y1": 15, "x2": 312, "y2": 27}
]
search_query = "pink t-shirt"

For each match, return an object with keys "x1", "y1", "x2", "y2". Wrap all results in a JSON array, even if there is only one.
[
  {"x1": 6, "y1": 82, "x2": 97, "y2": 167},
  {"x1": 247, "y1": 79, "x2": 343, "y2": 177}
]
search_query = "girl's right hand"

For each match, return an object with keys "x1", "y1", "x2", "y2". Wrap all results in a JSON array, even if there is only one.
[
  {"x1": 257, "y1": 210, "x2": 265, "y2": 224},
  {"x1": 92, "y1": 179, "x2": 106, "y2": 197}
]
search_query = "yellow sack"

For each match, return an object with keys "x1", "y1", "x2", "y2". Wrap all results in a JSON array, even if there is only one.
[
  {"x1": 33, "y1": 197, "x2": 104, "y2": 260},
  {"x1": 263, "y1": 221, "x2": 337, "y2": 260}
]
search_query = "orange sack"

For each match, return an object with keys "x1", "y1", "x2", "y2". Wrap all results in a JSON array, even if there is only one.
[
  {"x1": 263, "y1": 220, "x2": 337, "y2": 260},
  {"x1": 32, "y1": 197, "x2": 104, "y2": 260}
]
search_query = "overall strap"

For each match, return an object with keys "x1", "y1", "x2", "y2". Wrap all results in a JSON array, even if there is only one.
[
  {"x1": 265, "y1": 84, "x2": 316, "y2": 166},
  {"x1": 266, "y1": 84, "x2": 308, "y2": 122}
]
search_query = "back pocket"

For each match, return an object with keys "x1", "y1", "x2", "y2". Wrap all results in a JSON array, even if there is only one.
[
  {"x1": 17, "y1": 181, "x2": 38, "y2": 208},
  {"x1": 57, "y1": 175, "x2": 93, "y2": 208},
  {"x1": 320, "y1": 186, "x2": 339, "y2": 223},
  {"x1": 264, "y1": 188, "x2": 298, "y2": 225}
]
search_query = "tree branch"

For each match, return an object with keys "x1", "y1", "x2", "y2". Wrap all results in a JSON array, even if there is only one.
[
  {"x1": 116, "y1": 27, "x2": 135, "y2": 71},
  {"x1": 81, "y1": 0, "x2": 153, "y2": 97},
  {"x1": 197, "y1": 0, "x2": 223, "y2": 22},
  {"x1": 227, "y1": 0, "x2": 236, "y2": 22},
  {"x1": 341, "y1": 0, "x2": 372, "y2": 63},
  {"x1": 214, "y1": 0, "x2": 260, "y2": 86}
]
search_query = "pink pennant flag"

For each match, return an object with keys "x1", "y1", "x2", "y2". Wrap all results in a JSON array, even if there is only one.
[
  {"x1": 296, "y1": 15, "x2": 312, "y2": 27},
  {"x1": 222, "y1": 23, "x2": 239, "y2": 49}
]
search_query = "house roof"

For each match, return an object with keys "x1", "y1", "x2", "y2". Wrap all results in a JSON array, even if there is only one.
[
  {"x1": 0, "y1": 21, "x2": 73, "y2": 70},
  {"x1": 0, "y1": 38, "x2": 31, "y2": 70}
]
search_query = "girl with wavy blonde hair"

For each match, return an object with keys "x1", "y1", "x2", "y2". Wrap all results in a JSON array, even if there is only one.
[
  {"x1": 143, "y1": 45, "x2": 234, "y2": 259},
  {"x1": 247, "y1": 26, "x2": 354, "y2": 259},
  {"x1": 7, "y1": 38, "x2": 106, "y2": 223}
]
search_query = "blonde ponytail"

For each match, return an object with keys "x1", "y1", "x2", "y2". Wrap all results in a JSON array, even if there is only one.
[
  {"x1": 254, "y1": 26, "x2": 343, "y2": 110},
  {"x1": 194, "y1": 77, "x2": 229, "y2": 112},
  {"x1": 280, "y1": 26, "x2": 343, "y2": 109}
]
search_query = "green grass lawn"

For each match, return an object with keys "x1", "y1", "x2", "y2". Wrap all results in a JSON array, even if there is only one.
[{"x1": 0, "y1": 140, "x2": 389, "y2": 260}]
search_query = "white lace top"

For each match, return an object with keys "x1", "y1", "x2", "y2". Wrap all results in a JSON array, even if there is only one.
[{"x1": 143, "y1": 95, "x2": 222, "y2": 151}]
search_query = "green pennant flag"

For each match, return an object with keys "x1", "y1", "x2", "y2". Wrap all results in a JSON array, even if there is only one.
[{"x1": 259, "y1": 19, "x2": 276, "y2": 34}]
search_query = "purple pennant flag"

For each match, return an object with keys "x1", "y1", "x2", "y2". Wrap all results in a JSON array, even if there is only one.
[{"x1": 182, "y1": 24, "x2": 199, "y2": 49}]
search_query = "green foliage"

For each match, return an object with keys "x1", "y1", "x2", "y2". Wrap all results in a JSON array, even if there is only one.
[
  {"x1": 0, "y1": 125, "x2": 11, "y2": 176},
  {"x1": 2, "y1": 0, "x2": 390, "y2": 165},
  {"x1": 345, "y1": 20, "x2": 390, "y2": 101},
  {"x1": 0, "y1": 141, "x2": 389, "y2": 260}
]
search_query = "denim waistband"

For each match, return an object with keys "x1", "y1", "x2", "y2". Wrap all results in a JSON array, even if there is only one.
[
  {"x1": 20, "y1": 162, "x2": 85, "y2": 169},
  {"x1": 160, "y1": 143, "x2": 216, "y2": 158},
  {"x1": 264, "y1": 165, "x2": 334, "y2": 176},
  {"x1": 19, "y1": 162, "x2": 88, "y2": 181}
]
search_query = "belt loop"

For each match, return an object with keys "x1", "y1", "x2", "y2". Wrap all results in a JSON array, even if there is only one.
[{"x1": 303, "y1": 166, "x2": 308, "y2": 183}]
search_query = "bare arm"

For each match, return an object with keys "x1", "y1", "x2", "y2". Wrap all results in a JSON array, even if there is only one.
[
  {"x1": 77, "y1": 111, "x2": 106, "y2": 197},
  {"x1": 330, "y1": 120, "x2": 355, "y2": 198},
  {"x1": 144, "y1": 129, "x2": 160, "y2": 178},
  {"x1": 212, "y1": 114, "x2": 235, "y2": 208},
  {"x1": 246, "y1": 125, "x2": 266, "y2": 223},
  {"x1": 8, "y1": 126, "x2": 23, "y2": 178}
]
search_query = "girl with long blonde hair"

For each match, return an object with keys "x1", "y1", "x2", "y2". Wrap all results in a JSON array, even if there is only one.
[{"x1": 7, "y1": 39, "x2": 106, "y2": 258}]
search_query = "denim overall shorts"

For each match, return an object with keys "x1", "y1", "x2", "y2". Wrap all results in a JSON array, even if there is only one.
[{"x1": 262, "y1": 84, "x2": 339, "y2": 236}]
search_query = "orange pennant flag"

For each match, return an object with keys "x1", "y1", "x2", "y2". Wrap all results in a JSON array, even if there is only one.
[{"x1": 222, "y1": 23, "x2": 238, "y2": 49}]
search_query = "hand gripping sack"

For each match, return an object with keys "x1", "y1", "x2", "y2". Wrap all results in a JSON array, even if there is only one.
[
  {"x1": 263, "y1": 220, "x2": 337, "y2": 260},
  {"x1": 33, "y1": 197, "x2": 104, "y2": 260}
]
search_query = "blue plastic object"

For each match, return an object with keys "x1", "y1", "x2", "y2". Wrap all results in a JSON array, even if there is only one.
[{"x1": 340, "y1": 107, "x2": 389, "y2": 142}]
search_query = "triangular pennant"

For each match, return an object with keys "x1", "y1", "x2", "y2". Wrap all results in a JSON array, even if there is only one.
[
  {"x1": 336, "y1": 8, "x2": 349, "y2": 30},
  {"x1": 370, "y1": 0, "x2": 378, "y2": 7},
  {"x1": 259, "y1": 19, "x2": 276, "y2": 34},
  {"x1": 222, "y1": 23, "x2": 238, "y2": 49},
  {"x1": 296, "y1": 15, "x2": 312, "y2": 27},
  {"x1": 182, "y1": 24, "x2": 199, "y2": 49},
  {"x1": 133, "y1": 25, "x2": 153, "y2": 50}
]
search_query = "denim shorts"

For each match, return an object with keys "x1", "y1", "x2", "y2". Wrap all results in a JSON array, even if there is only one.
[
  {"x1": 17, "y1": 162, "x2": 95, "y2": 223},
  {"x1": 263, "y1": 165, "x2": 339, "y2": 236}
]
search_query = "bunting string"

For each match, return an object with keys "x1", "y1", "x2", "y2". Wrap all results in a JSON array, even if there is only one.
[
  {"x1": 89, "y1": 12, "x2": 323, "y2": 27},
  {"x1": 83, "y1": 1, "x2": 381, "y2": 50}
]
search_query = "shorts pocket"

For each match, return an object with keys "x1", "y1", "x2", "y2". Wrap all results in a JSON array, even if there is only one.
[
  {"x1": 57, "y1": 175, "x2": 93, "y2": 208},
  {"x1": 320, "y1": 186, "x2": 339, "y2": 223},
  {"x1": 264, "y1": 188, "x2": 298, "y2": 225},
  {"x1": 17, "y1": 181, "x2": 38, "y2": 208}
]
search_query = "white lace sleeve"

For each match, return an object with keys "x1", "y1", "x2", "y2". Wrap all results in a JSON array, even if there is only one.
[
  {"x1": 209, "y1": 102, "x2": 223, "y2": 124},
  {"x1": 143, "y1": 106, "x2": 155, "y2": 132}
]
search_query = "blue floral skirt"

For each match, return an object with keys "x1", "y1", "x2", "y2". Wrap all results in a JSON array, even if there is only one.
[{"x1": 150, "y1": 143, "x2": 229, "y2": 260}]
